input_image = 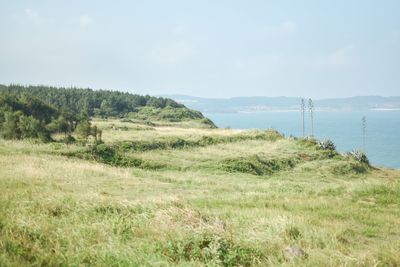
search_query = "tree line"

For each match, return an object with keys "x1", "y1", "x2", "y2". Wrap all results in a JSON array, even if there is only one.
[
  {"x1": 0, "y1": 84, "x2": 184, "y2": 118},
  {"x1": 0, "y1": 93, "x2": 94, "y2": 142},
  {"x1": 0, "y1": 84, "x2": 192, "y2": 142}
]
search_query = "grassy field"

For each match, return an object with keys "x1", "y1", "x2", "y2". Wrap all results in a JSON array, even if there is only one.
[{"x1": 0, "y1": 119, "x2": 399, "y2": 266}]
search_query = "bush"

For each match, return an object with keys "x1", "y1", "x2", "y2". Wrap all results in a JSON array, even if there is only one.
[
  {"x1": 318, "y1": 139, "x2": 336, "y2": 151},
  {"x1": 0, "y1": 111, "x2": 51, "y2": 142},
  {"x1": 349, "y1": 150, "x2": 370, "y2": 165},
  {"x1": 75, "y1": 120, "x2": 92, "y2": 139},
  {"x1": 331, "y1": 161, "x2": 368, "y2": 175},
  {"x1": 62, "y1": 143, "x2": 166, "y2": 170},
  {"x1": 221, "y1": 155, "x2": 297, "y2": 176},
  {"x1": 200, "y1": 118, "x2": 217, "y2": 128},
  {"x1": 18, "y1": 115, "x2": 51, "y2": 142},
  {"x1": 89, "y1": 144, "x2": 136, "y2": 167},
  {"x1": 222, "y1": 157, "x2": 265, "y2": 176},
  {"x1": 161, "y1": 232, "x2": 263, "y2": 266},
  {"x1": 62, "y1": 135, "x2": 76, "y2": 144},
  {"x1": 46, "y1": 116, "x2": 69, "y2": 134}
]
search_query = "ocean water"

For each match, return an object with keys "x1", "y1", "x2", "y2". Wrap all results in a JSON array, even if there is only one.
[{"x1": 206, "y1": 110, "x2": 400, "y2": 169}]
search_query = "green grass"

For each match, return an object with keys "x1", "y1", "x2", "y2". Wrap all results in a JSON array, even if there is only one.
[{"x1": 0, "y1": 119, "x2": 399, "y2": 266}]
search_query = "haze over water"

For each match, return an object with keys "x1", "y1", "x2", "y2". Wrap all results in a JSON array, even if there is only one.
[{"x1": 206, "y1": 110, "x2": 400, "y2": 169}]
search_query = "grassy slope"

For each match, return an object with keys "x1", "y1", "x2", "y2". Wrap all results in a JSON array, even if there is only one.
[{"x1": 0, "y1": 119, "x2": 399, "y2": 266}]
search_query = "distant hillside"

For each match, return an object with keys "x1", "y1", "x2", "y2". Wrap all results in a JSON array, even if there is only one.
[
  {"x1": 163, "y1": 95, "x2": 400, "y2": 113},
  {"x1": 0, "y1": 85, "x2": 216, "y2": 142},
  {"x1": 1, "y1": 85, "x2": 184, "y2": 117},
  {"x1": 0, "y1": 85, "x2": 214, "y2": 126}
]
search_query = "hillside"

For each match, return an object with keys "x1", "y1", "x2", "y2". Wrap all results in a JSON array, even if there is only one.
[
  {"x1": 0, "y1": 85, "x2": 215, "y2": 131},
  {"x1": 0, "y1": 118, "x2": 399, "y2": 266}
]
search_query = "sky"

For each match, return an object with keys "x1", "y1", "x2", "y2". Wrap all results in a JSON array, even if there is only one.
[{"x1": 0, "y1": 0, "x2": 399, "y2": 98}]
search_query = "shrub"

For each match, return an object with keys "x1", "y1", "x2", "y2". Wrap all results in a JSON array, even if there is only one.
[
  {"x1": 62, "y1": 143, "x2": 166, "y2": 170},
  {"x1": 222, "y1": 157, "x2": 265, "y2": 176},
  {"x1": 349, "y1": 150, "x2": 370, "y2": 165},
  {"x1": 285, "y1": 225, "x2": 302, "y2": 240},
  {"x1": 18, "y1": 115, "x2": 51, "y2": 142},
  {"x1": 0, "y1": 111, "x2": 51, "y2": 142},
  {"x1": 75, "y1": 120, "x2": 92, "y2": 139},
  {"x1": 161, "y1": 232, "x2": 263, "y2": 266},
  {"x1": 200, "y1": 118, "x2": 217, "y2": 128},
  {"x1": 221, "y1": 155, "x2": 297, "y2": 176},
  {"x1": 90, "y1": 144, "x2": 116, "y2": 162},
  {"x1": 331, "y1": 161, "x2": 368, "y2": 175},
  {"x1": 62, "y1": 135, "x2": 76, "y2": 144},
  {"x1": 318, "y1": 139, "x2": 336, "y2": 151}
]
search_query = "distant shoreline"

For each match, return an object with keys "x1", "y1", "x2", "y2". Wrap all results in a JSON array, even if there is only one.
[
  {"x1": 204, "y1": 108, "x2": 400, "y2": 114},
  {"x1": 371, "y1": 108, "x2": 400, "y2": 111}
]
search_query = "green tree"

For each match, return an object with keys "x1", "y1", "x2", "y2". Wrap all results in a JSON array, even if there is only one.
[
  {"x1": 18, "y1": 115, "x2": 51, "y2": 142},
  {"x1": 1, "y1": 111, "x2": 20, "y2": 139},
  {"x1": 47, "y1": 115, "x2": 70, "y2": 135},
  {"x1": 75, "y1": 120, "x2": 92, "y2": 139}
]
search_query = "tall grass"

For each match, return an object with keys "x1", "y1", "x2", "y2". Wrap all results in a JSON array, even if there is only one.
[{"x1": 0, "y1": 121, "x2": 399, "y2": 266}]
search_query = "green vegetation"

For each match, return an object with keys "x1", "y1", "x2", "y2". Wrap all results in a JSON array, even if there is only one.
[
  {"x1": 0, "y1": 84, "x2": 215, "y2": 130},
  {"x1": 0, "y1": 92, "x2": 101, "y2": 142},
  {"x1": 128, "y1": 106, "x2": 215, "y2": 126},
  {"x1": 0, "y1": 94, "x2": 58, "y2": 142},
  {"x1": 349, "y1": 150, "x2": 370, "y2": 165},
  {"x1": 317, "y1": 138, "x2": 336, "y2": 151},
  {"x1": 0, "y1": 87, "x2": 398, "y2": 266},
  {"x1": 0, "y1": 116, "x2": 399, "y2": 266},
  {"x1": 0, "y1": 85, "x2": 215, "y2": 144},
  {"x1": 221, "y1": 155, "x2": 297, "y2": 176}
]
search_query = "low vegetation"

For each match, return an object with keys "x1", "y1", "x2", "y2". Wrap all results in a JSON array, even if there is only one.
[
  {"x1": 0, "y1": 87, "x2": 399, "y2": 266},
  {"x1": 0, "y1": 85, "x2": 214, "y2": 143},
  {"x1": 0, "y1": 116, "x2": 399, "y2": 267},
  {"x1": 221, "y1": 155, "x2": 298, "y2": 176}
]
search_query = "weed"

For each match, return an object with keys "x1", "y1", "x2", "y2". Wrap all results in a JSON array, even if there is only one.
[
  {"x1": 161, "y1": 232, "x2": 263, "y2": 266},
  {"x1": 285, "y1": 225, "x2": 302, "y2": 240}
]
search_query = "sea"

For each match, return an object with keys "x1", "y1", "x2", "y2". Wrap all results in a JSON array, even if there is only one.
[{"x1": 205, "y1": 110, "x2": 400, "y2": 169}]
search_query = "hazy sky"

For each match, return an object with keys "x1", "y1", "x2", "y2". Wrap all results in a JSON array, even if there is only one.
[{"x1": 0, "y1": 1, "x2": 399, "y2": 98}]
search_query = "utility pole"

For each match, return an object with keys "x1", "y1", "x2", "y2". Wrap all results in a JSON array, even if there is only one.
[
  {"x1": 301, "y1": 98, "x2": 306, "y2": 137},
  {"x1": 362, "y1": 115, "x2": 367, "y2": 151},
  {"x1": 308, "y1": 98, "x2": 314, "y2": 137}
]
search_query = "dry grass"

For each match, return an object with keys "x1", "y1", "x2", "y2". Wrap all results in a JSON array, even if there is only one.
[
  {"x1": 0, "y1": 120, "x2": 399, "y2": 266},
  {"x1": 92, "y1": 118, "x2": 243, "y2": 143}
]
